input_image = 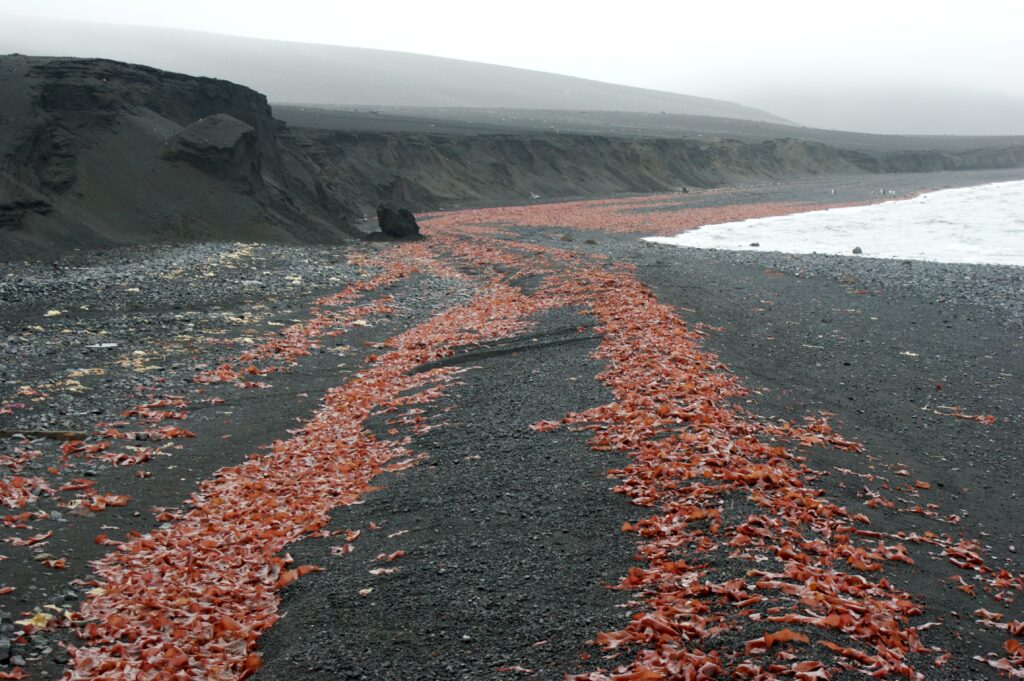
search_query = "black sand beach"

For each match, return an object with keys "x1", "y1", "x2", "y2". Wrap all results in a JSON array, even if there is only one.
[{"x1": 2, "y1": 170, "x2": 1021, "y2": 679}]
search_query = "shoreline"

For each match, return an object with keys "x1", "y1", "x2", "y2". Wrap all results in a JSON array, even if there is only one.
[{"x1": 645, "y1": 179, "x2": 1024, "y2": 267}]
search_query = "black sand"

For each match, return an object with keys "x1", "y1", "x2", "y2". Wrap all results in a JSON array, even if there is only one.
[{"x1": 1, "y1": 171, "x2": 1021, "y2": 679}]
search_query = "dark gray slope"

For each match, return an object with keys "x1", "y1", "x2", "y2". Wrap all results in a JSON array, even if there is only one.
[
  {"x1": 0, "y1": 55, "x2": 359, "y2": 258},
  {"x1": 0, "y1": 13, "x2": 788, "y2": 124}
]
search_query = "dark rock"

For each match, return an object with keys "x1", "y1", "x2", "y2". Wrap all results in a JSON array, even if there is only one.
[
  {"x1": 750, "y1": 242, "x2": 760, "y2": 247},
  {"x1": 0, "y1": 199, "x2": 53, "y2": 230},
  {"x1": 162, "y1": 114, "x2": 260, "y2": 187},
  {"x1": 0, "y1": 55, "x2": 363, "y2": 259},
  {"x1": 15, "y1": 124, "x2": 79, "y2": 193},
  {"x1": 375, "y1": 203, "x2": 420, "y2": 238},
  {"x1": 853, "y1": 246, "x2": 863, "y2": 254}
]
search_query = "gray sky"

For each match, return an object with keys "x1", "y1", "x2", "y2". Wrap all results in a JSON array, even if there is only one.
[{"x1": 3, "y1": 0, "x2": 1023, "y2": 133}]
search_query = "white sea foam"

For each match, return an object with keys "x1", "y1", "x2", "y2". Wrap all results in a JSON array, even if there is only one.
[{"x1": 645, "y1": 180, "x2": 1024, "y2": 266}]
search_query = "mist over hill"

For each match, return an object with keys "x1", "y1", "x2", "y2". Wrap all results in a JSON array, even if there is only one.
[
  {"x1": 0, "y1": 13, "x2": 788, "y2": 124},
  {"x1": 734, "y1": 85, "x2": 1024, "y2": 136}
]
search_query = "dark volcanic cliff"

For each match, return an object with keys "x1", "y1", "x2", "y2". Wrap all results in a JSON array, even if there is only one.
[
  {"x1": 293, "y1": 132, "x2": 857, "y2": 210},
  {"x1": 291, "y1": 128, "x2": 1024, "y2": 216},
  {"x1": 0, "y1": 55, "x2": 359, "y2": 257},
  {"x1": 2, "y1": 55, "x2": 1023, "y2": 258}
]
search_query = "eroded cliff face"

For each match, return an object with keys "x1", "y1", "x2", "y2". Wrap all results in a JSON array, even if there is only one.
[
  {"x1": 839, "y1": 146, "x2": 1024, "y2": 174},
  {"x1": 2, "y1": 55, "x2": 1022, "y2": 258},
  {"x1": 290, "y1": 128, "x2": 1024, "y2": 215},
  {"x1": 0, "y1": 56, "x2": 358, "y2": 257},
  {"x1": 290, "y1": 131, "x2": 848, "y2": 214}
]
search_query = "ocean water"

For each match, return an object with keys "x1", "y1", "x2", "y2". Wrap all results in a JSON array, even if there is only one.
[{"x1": 645, "y1": 180, "x2": 1024, "y2": 266}]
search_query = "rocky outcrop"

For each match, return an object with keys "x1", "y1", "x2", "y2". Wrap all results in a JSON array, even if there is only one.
[
  {"x1": 0, "y1": 198, "x2": 52, "y2": 229},
  {"x1": 162, "y1": 114, "x2": 260, "y2": 188},
  {"x1": 0, "y1": 55, "x2": 359, "y2": 258},
  {"x1": 375, "y1": 203, "x2": 420, "y2": 237}
]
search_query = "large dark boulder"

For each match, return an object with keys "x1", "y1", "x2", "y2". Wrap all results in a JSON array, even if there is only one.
[{"x1": 376, "y1": 202, "x2": 420, "y2": 237}]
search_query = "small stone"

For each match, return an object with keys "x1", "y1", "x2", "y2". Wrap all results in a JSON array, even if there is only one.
[
  {"x1": 10, "y1": 654, "x2": 26, "y2": 667},
  {"x1": 1010, "y1": 545, "x2": 1017, "y2": 553},
  {"x1": 560, "y1": 234, "x2": 573, "y2": 242},
  {"x1": 750, "y1": 242, "x2": 760, "y2": 247},
  {"x1": 852, "y1": 246, "x2": 863, "y2": 254},
  {"x1": 52, "y1": 648, "x2": 69, "y2": 664},
  {"x1": 462, "y1": 634, "x2": 472, "y2": 642}
]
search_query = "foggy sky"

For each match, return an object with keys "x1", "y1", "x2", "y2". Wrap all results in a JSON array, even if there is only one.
[{"x1": 2, "y1": 0, "x2": 1023, "y2": 134}]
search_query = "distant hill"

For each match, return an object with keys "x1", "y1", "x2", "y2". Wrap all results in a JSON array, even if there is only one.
[
  {"x1": 0, "y1": 13, "x2": 790, "y2": 125},
  {"x1": 735, "y1": 85, "x2": 1024, "y2": 136}
]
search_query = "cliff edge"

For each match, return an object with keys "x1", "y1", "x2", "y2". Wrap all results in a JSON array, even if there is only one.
[{"x1": 0, "y1": 55, "x2": 360, "y2": 258}]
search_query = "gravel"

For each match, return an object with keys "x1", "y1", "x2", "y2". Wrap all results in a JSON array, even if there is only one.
[
  {"x1": 2, "y1": 170, "x2": 1021, "y2": 679},
  {"x1": 0, "y1": 239, "x2": 477, "y2": 680},
  {"x1": 636, "y1": 246, "x2": 1024, "y2": 327}
]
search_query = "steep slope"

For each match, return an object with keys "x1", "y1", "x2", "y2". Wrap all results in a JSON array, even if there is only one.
[
  {"x1": 0, "y1": 55, "x2": 359, "y2": 257},
  {"x1": 290, "y1": 126, "x2": 1024, "y2": 216},
  {"x1": 0, "y1": 13, "x2": 789, "y2": 124}
]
